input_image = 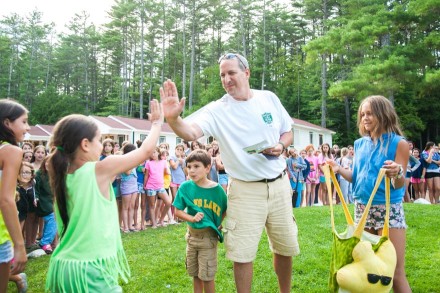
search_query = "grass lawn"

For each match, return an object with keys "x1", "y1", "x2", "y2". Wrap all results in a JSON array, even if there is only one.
[{"x1": 9, "y1": 203, "x2": 440, "y2": 292}]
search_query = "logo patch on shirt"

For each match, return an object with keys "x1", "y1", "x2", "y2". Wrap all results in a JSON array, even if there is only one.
[{"x1": 262, "y1": 112, "x2": 273, "y2": 125}]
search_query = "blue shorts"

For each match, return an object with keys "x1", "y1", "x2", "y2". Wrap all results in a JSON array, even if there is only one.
[
  {"x1": 137, "y1": 182, "x2": 146, "y2": 194},
  {"x1": 319, "y1": 175, "x2": 326, "y2": 183},
  {"x1": 0, "y1": 241, "x2": 13, "y2": 264},
  {"x1": 147, "y1": 188, "x2": 166, "y2": 196},
  {"x1": 218, "y1": 174, "x2": 229, "y2": 185}
]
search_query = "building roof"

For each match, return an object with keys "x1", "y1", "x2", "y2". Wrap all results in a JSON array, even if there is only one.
[
  {"x1": 291, "y1": 118, "x2": 336, "y2": 134},
  {"x1": 90, "y1": 116, "x2": 131, "y2": 130},
  {"x1": 28, "y1": 126, "x2": 50, "y2": 137},
  {"x1": 36, "y1": 124, "x2": 54, "y2": 135},
  {"x1": 110, "y1": 115, "x2": 174, "y2": 133}
]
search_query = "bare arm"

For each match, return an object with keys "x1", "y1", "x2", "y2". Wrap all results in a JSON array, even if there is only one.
[
  {"x1": 160, "y1": 79, "x2": 203, "y2": 141},
  {"x1": 384, "y1": 140, "x2": 409, "y2": 189},
  {"x1": 96, "y1": 100, "x2": 163, "y2": 179},
  {"x1": 175, "y1": 208, "x2": 204, "y2": 223},
  {"x1": 326, "y1": 159, "x2": 353, "y2": 182},
  {"x1": 0, "y1": 146, "x2": 27, "y2": 274}
]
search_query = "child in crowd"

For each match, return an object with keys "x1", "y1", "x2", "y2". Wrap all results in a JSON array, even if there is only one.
[
  {"x1": 45, "y1": 100, "x2": 163, "y2": 291},
  {"x1": 21, "y1": 142, "x2": 33, "y2": 153},
  {"x1": 318, "y1": 143, "x2": 333, "y2": 205},
  {"x1": 136, "y1": 140, "x2": 149, "y2": 230},
  {"x1": 120, "y1": 143, "x2": 140, "y2": 233},
  {"x1": 35, "y1": 158, "x2": 57, "y2": 254},
  {"x1": 144, "y1": 147, "x2": 172, "y2": 228},
  {"x1": 100, "y1": 138, "x2": 115, "y2": 160},
  {"x1": 22, "y1": 151, "x2": 33, "y2": 162},
  {"x1": 173, "y1": 149, "x2": 227, "y2": 293},
  {"x1": 30, "y1": 145, "x2": 46, "y2": 241},
  {"x1": 0, "y1": 99, "x2": 29, "y2": 291},
  {"x1": 16, "y1": 162, "x2": 34, "y2": 232},
  {"x1": 169, "y1": 143, "x2": 187, "y2": 221}
]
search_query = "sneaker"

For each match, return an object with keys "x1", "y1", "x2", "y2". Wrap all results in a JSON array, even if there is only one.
[
  {"x1": 17, "y1": 273, "x2": 28, "y2": 293},
  {"x1": 26, "y1": 243, "x2": 40, "y2": 254},
  {"x1": 40, "y1": 244, "x2": 53, "y2": 255}
]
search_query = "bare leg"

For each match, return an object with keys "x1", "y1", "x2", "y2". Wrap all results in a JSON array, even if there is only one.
[
  {"x1": 121, "y1": 195, "x2": 131, "y2": 231},
  {"x1": 128, "y1": 193, "x2": 137, "y2": 229},
  {"x1": 0, "y1": 262, "x2": 10, "y2": 292},
  {"x1": 274, "y1": 254, "x2": 292, "y2": 293},
  {"x1": 140, "y1": 193, "x2": 147, "y2": 230},
  {"x1": 426, "y1": 178, "x2": 435, "y2": 203},
  {"x1": 434, "y1": 177, "x2": 440, "y2": 203},
  {"x1": 147, "y1": 196, "x2": 157, "y2": 228},
  {"x1": 157, "y1": 192, "x2": 171, "y2": 224},
  {"x1": 203, "y1": 280, "x2": 215, "y2": 293},
  {"x1": 133, "y1": 193, "x2": 140, "y2": 228},
  {"x1": 387, "y1": 228, "x2": 412, "y2": 293},
  {"x1": 234, "y1": 262, "x2": 252, "y2": 293},
  {"x1": 193, "y1": 277, "x2": 203, "y2": 293}
]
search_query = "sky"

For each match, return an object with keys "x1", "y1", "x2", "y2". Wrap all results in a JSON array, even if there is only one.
[{"x1": 1, "y1": 0, "x2": 114, "y2": 33}]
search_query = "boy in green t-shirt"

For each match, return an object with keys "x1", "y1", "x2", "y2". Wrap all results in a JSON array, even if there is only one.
[{"x1": 173, "y1": 149, "x2": 227, "y2": 293}]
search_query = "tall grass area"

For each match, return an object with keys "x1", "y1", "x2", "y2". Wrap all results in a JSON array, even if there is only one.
[{"x1": 9, "y1": 204, "x2": 440, "y2": 292}]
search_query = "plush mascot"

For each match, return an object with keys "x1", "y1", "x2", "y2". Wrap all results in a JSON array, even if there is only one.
[{"x1": 336, "y1": 239, "x2": 397, "y2": 293}]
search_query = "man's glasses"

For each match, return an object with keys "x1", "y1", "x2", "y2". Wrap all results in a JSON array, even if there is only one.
[
  {"x1": 21, "y1": 171, "x2": 33, "y2": 176},
  {"x1": 218, "y1": 53, "x2": 248, "y2": 69},
  {"x1": 367, "y1": 274, "x2": 392, "y2": 286}
]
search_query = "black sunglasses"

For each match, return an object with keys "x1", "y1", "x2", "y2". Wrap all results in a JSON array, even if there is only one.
[
  {"x1": 218, "y1": 53, "x2": 248, "y2": 69},
  {"x1": 367, "y1": 273, "x2": 392, "y2": 286}
]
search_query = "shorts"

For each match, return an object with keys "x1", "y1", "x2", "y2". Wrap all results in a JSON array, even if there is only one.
[
  {"x1": 137, "y1": 182, "x2": 146, "y2": 194},
  {"x1": 147, "y1": 188, "x2": 166, "y2": 196},
  {"x1": 185, "y1": 227, "x2": 218, "y2": 281},
  {"x1": 170, "y1": 182, "x2": 181, "y2": 188},
  {"x1": 355, "y1": 201, "x2": 407, "y2": 230},
  {"x1": 306, "y1": 176, "x2": 317, "y2": 184},
  {"x1": 0, "y1": 241, "x2": 13, "y2": 264},
  {"x1": 410, "y1": 178, "x2": 424, "y2": 184},
  {"x1": 425, "y1": 172, "x2": 440, "y2": 179},
  {"x1": 319, "y1": 175, "x2": 326, "y2": 183},
  {"x1": 224, "y1": 175, "x2": 300, "y2": 263},
  {"x1": 218, "y1": 173, "x2": 229, "y2": 186}
]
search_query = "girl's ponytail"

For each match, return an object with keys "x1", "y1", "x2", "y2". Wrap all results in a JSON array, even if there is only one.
[{"x1": 47, "y1": 114, "x2": 98, "y2": 238}]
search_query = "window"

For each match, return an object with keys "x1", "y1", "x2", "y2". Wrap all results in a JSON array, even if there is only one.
[
  {"x1": 309, "y1": 132, "x2": 313, "y2": 144},
  {"x1": 319, "y1": 134, "x2": 323, "y2": 146},
  {"x1": 140, "y1": 134, "x2": 147, "y2": 141},
  {"x1": 176, "y1": 137, "x2": 183, "y2": 145},
  {"x1": 159, "y1": 136, "x2": 166, "y2": 143}
]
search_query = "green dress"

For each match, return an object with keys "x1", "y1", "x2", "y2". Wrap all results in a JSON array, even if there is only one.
[{"x1": 46, "y1": 162, "x2": 130, "y2": 292}]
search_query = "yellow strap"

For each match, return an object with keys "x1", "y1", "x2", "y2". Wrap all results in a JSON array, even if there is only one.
[
  {"x1": 322, "y1": 164, "x2": 391, "y2": 238},
  {"x1": 322, "y1": 164, "x2": 354, "y2": 230},
  {"x1": 353, "y1": 168, "x2": 390, "y2": 238}
]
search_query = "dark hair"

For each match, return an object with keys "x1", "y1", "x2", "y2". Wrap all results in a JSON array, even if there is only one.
[
  {"x1": 136, "y1": 140, "x2": 142, "y2": 148},
  {"x1": 102, "y1": 138, "x2": 115, "y2": 155},
  {"x1": 21, "y1": 142, "x2": 34, "y2": 151},
  {"x1": 122, "y1": 143, "x2": 136, "y2": 154},
  {"x1": 190, "y1": 140, "x2": 205, "y2": 151},
  {"x1": 47, "y1": 114, "x2": 98, "y2": 238},
  {"x1": 186, "y1": 149, "x2": 211, "y2": 167},
  {"x1": 424, "y1": 141, "x2": 435, "y2": 151},
  {"x1": 0, "y1": 99, "x2": 28, "y2": 146}
]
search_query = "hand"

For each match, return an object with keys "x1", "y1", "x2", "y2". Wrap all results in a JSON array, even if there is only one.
[
  {"x1": 10, "y1": 245, "x2": 27, "y2": 275},
  {"x1": 383, "y1": 160, "x2": 402, "y2": 178},
  {"x1": 325, "y1": 159, "x2": 340, "y2": 173},
  {"x1": 192, "y1": 212, "x2": 204, "y2": 223},
  {"x1": 262, "y1": 143, "x2": 283, "y2": 157},
  {"x1": 160, "y1": 79, "x2": 186, "y2": 121},
  {"x1": 146, "y1": 99, "x2": 164, "y2": 125}
]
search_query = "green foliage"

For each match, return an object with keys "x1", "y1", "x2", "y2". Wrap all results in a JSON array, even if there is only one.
[
  {"x1": 10, "y1": 204, "x2": 440, "y2": 292},
  {"x1": 1, "y1": 0, "x2": 440, "y2": 145}
]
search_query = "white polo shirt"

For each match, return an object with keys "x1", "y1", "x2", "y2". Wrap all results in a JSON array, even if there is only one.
[{"x1": 193, "y1": 89, "x2": 292, "y2": 181}]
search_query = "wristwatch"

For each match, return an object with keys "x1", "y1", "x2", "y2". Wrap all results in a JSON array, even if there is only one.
[{"x1": 395, "y1": 164, "x2": 404, "y2": 179}]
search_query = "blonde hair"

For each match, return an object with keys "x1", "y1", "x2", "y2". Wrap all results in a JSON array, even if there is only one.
[{"x1": 357, "y1": 95, "x2": 403, "y2": 138}]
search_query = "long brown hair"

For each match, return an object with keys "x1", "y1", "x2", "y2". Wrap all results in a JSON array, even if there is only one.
[
  {"x1": 0, "y1": 99, "x2": 28, "y2": 146},
  {"x1": 47, "y1": 114, "x2": 98, "y2": 237}
]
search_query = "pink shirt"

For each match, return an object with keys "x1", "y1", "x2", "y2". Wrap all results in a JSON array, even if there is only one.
[
  {"x1": 144, "y1": 159, "x2": 166, "y2": 190},
  {"x1": 307, "y1": 155, "x2": 319, "y2": 179}
]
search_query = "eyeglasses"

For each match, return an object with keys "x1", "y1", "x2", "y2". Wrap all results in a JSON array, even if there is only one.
[
  {"x1": 218, "y1": 53, "x2": 248, "y2": 69},
  {"x1": 367, "y1": 274, "x2": 392, "y2": 286},
  {"x1": 21, "y1": 171, "x2": 32, "y2": 176}
]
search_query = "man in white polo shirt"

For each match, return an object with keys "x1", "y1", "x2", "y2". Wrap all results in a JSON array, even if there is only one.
[{"x1": 160, "y1": 53, "x2": 299, "y2": 293}]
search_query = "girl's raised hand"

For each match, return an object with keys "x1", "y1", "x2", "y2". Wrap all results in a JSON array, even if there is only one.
[{"x1": 146, "y1": 99, "x2": 164, "y2": 125}]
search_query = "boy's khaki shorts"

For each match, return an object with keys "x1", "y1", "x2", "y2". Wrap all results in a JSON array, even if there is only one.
[
  {"x1": 185, "y1": 227, "x2": 218, "y2": 281},
  {"x1": 224, "y1": 175, "x2": 300, "y2": 263}
]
